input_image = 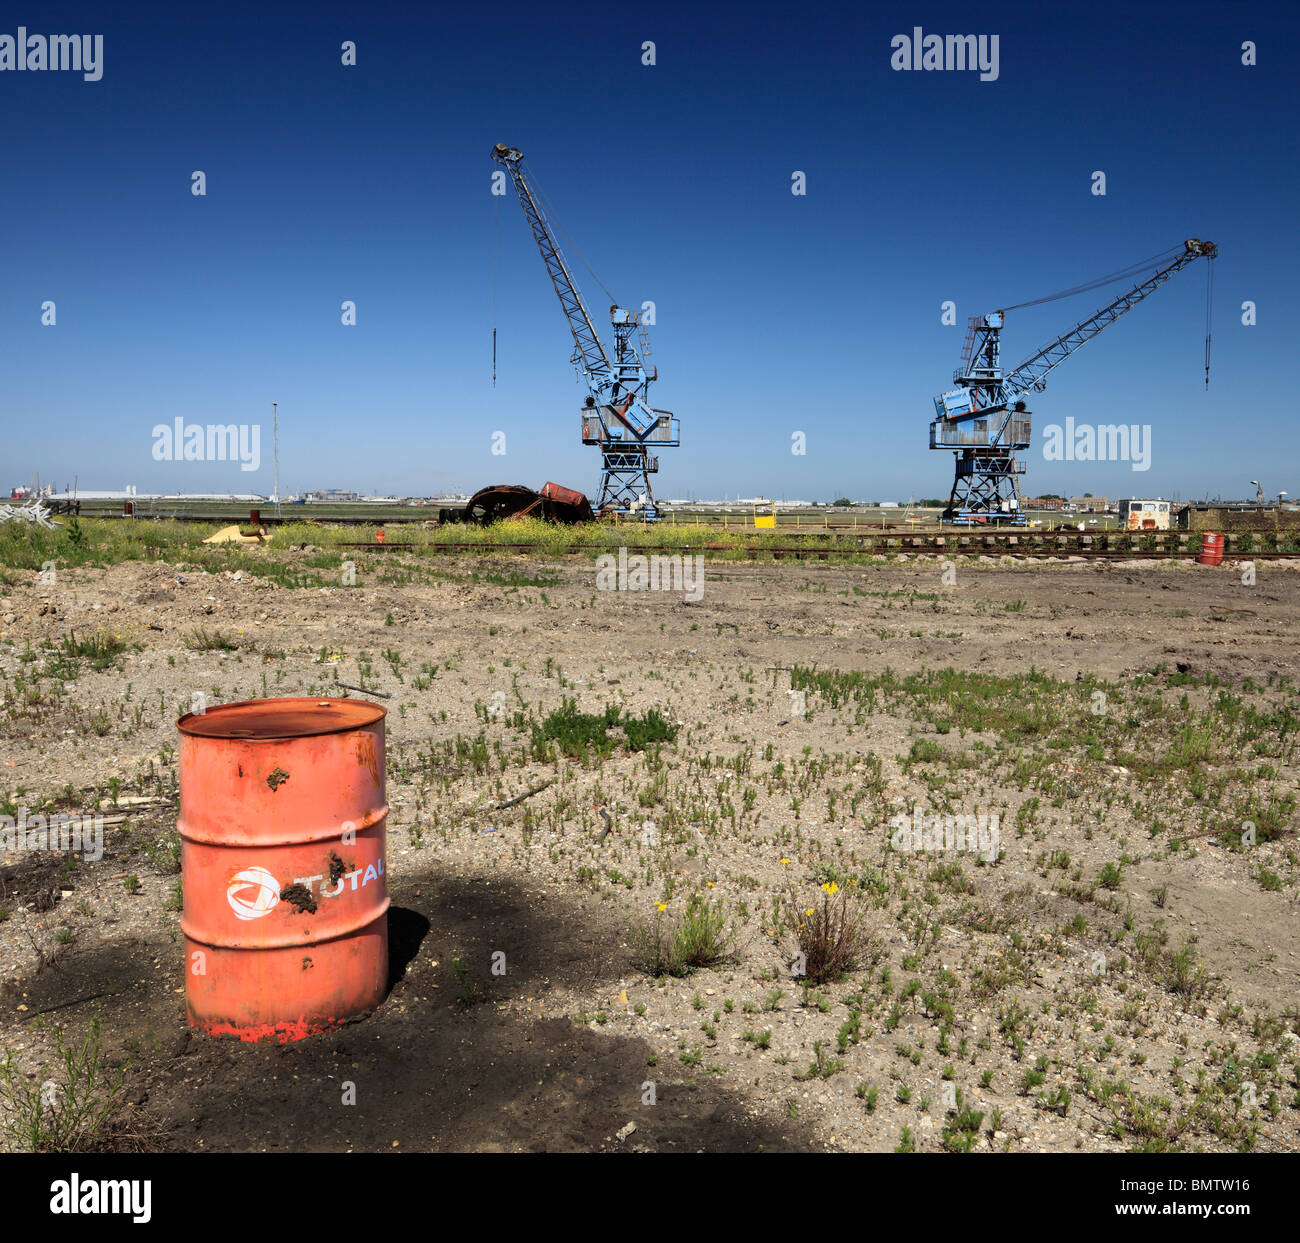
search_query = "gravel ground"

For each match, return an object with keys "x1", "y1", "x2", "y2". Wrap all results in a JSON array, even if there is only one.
[{"x1": 1, "y1": 548, "x2": 1297, "y2": 1152}]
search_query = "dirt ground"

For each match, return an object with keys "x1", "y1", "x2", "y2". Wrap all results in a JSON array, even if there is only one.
[{"x1": 1, "y1": 547, "x2": 1298, "y2": 1152}]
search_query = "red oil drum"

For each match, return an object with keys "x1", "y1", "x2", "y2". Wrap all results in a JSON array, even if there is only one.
[
  {"x1": 1198, "y1": 532, "x2": 1225, "y2": 566},
  {"x1": 177, "y1": 697, "x2": 389, "y2": 1042}
]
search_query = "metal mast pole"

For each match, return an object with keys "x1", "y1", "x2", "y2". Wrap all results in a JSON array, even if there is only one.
[{"x1": 272, "y1": 401, "x2": 281, "y2": 517}]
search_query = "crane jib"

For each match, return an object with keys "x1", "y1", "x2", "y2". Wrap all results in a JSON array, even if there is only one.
[
  {"x1": 508, "y1": 169, "x2": 610, "y2": 378},
  {"x1": 1004, "y1": 245, "x2": 1210, "y2": 398}
]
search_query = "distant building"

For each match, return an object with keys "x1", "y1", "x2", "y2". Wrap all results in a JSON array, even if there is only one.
[
  {"x1": 50, "y1": 490, "x2": 264, "y2": 501},
  {"x1": 1068, "y1": 496, "x2": 1109, "y2": 513},
  {"x1": 306, "y1": 489, "x2": 361, "y2": 502},
  {"x1": 1028, "y1": 497, "x2": 1063, "y2": 511},
  {"x1": 1177, "y1": 504, "x2": 1300, "y2": 532}
]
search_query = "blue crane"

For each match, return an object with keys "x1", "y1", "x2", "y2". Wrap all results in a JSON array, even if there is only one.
[
  {"x1": 491, "y1": 144, "x2": 679, "y2": 521},
  {"x1": 931, "y1": 238, "x2": 1217, "y2": 524}
]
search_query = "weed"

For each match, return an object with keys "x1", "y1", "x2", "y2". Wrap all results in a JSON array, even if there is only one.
[
  {"x1": 790, "y1": 885, "x2": 877, "y2": 985},
  {"x1": 630, "y1": 894, "x2": 737, "y2": 977},
  {"x1": 0, "y1": 1015, "x2": 142, "y2": 1153},
  {"x1": 184, "y1": 628, "x2": 240, "y2": 652}
]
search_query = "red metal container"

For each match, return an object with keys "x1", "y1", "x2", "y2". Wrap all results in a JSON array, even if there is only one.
[
  {"x1": 177, "y1": 697, "x2": 389, "y2": 1042},
  {"x1": 1197, "y1": 532, "x2": 1225, "y2": 566},
  {"x1": 539, "y1": 481, "x2": 588, "y2": 508}
]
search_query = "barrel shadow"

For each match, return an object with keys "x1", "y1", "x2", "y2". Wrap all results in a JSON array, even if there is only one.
[
  {"x1": 385, "y1": 905, "x2": 430, "y2": 990},
  {"x1": 3, "y1": 868, "x2": 826, "y2": 1152}
]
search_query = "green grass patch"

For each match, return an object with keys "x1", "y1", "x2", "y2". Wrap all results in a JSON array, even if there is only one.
[{"x1": 531, "y1": 697, "x2": 678, "y2": 760}]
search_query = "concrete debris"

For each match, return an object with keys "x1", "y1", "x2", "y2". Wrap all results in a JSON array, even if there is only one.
[{"x1": 0, "y1": 500, "x2": 60, "y2": 528}]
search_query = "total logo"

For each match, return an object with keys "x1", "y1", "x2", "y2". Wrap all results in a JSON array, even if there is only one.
[
  {"x1": 227, "y1": 867, "x2": 281, "y2": 921},
  {"x1": 226, "y1": 859, "x2": 386, "y2": 921}
]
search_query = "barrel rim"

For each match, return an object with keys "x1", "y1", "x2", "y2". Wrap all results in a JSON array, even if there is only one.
[
  {"x1": 178, "y1": 802, "x2": 388, "y2": 845},
  {"x1": 181, "y1": 901, "x2": 390, "y2": 950},
  {"x1": 177, "y1": 695, "x2": 387, "y2": 740}
]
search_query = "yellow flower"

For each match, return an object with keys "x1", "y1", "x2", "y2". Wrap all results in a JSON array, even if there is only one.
[
  {"x1": 780, "y1": 858, "x2": 790, "y2": 865},
  {"x1": 805, "y1": 908, "x2": 814, "y2": 917},
  {"x1": 821, "y1": 881, "x2": 839, "y2": 896},
  {"x1": 655, "y1": 902, "x2": 668, "y2": 912}
]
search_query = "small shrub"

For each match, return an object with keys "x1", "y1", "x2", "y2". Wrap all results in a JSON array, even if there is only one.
[
  {"x1": 60, "y1": 630, "x2": 127, "y2": 672},
  {"x1": 790, "y1": 885, "x2": 877, "y2": 985},
  {"x1": 631, "y1": 894, "x2": 737, "y2": 977},
  {"x1": 184, "y1": 627, "x2": 241, "y2": 652}
]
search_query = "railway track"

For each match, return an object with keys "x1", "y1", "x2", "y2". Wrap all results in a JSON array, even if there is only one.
[{"x1": 329, "y1": 540, "x2": 1297, "y2": 561}]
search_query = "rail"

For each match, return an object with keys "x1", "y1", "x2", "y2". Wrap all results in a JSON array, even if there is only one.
[{"x1": 324, "y1": 538, "x2": 1295, "y2": 561}]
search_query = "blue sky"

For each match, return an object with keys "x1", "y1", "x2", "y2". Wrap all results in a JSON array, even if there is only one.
[{"x1": 1, "y1": 0, "x2": 1296, "y2": 503}]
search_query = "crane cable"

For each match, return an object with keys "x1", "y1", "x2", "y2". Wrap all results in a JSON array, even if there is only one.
[
  {"x1": 528, "y1": 167, "x2": 620, "y2": 308},
  {"x1": 1000, "y1": 245, "x2": 1183, "y2": 312},
  {"x1": 1204, "y1": 253, "x2": 1214, "y2": 390},
  {"x1": 492, "y1": 192, "x2": 499, "y2": 388}
]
